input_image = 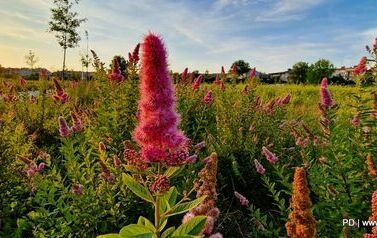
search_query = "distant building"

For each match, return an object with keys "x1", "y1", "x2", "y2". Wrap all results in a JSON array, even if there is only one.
[
  {"x1": 332, "y1": 66, "x2": 354, "y2": 80},
  {"x1": 0, "y1": 67, "x2": 50, "y2": 77},
  {"x1": 268, "y1": 69, "x2": 291, "y2": 83}
]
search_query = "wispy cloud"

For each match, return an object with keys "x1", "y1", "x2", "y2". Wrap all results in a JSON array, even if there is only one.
[
  {"x1": 0, "y1": 0, "x2": 376, "y2": 73},
  {"x1": 255, "y1": 0, "x2": 324, "y2": 22}
]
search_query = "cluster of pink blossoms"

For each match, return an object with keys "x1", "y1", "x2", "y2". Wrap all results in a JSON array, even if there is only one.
[
  {"x1": 254, "y1": 159, "x2": 266, "y2": 175},
  {"x1": 52, "y1": 79, "x2": 69, "y2": 103},
  {"x1": 108, "y1": 58, "x2": 124, "y2": 82},
  {"x1": 262, "y1": 146, "x2": 279, "y2": 164},
  {"x1": 72, "y1": 183, "x2": 84, "y2": 195},
  {"x1": 183, "y1": 153, "x2": 221, "y2": 236},
  {"x1": 351, "y1": 112, "x2": 361, "y2": 126},
  {"x1": 181, "y1": 67, "x2": 189, "y2": 83},
  {"x1": 234, "y1": 191, "x2": 249, "y2": 207},
  {"x1": 133, "y1": 33, "x2": 194, "y2": 166},
  {"x1": 128, "y1": 43, "x2": 140, "y2": 65},
  {"x1": 18, "y1": 156, "x2": 45, "y2": 177},
  {"x1": 193, "y1": 75, "x2": 203, "y2": 91},
  {"x1": 58, "y1": 111, "x2": 84, "y2": 137},
  {"x1": 353, "y1": 56, "x2": 368, "y2": 75},
  {"x1": 203, "y1": 90, "x2": 214, "y2": 105},
  {"x1": 249, "y1": 67, "x2": 256, "y2": 78},
  {"x1": 320, "y1": 78, "x2": 334, "y2": 108}
]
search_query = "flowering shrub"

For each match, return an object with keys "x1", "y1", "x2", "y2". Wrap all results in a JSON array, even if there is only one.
[
  {"x1": 1, "y1": 36, "x2": 377, "y2": 238},
  {"x1": 99, "y1": 33, "x2": 217, "y2": 238}
]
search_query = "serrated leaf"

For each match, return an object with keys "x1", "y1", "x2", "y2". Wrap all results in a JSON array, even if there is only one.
[
  {"x1": 119, "y1": 224, "x2": 153, "y2": 238},
  {"x1": 171, "y1": 216, "x2": 206, "y2": 236},
  {"x1": 122, "y1": 173, "x2": 154, "y2": 203}
]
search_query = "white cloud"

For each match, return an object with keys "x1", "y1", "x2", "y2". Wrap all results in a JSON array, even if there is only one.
[{"x1": 255, "y1": 0, "x2": 324, "y2": 22}]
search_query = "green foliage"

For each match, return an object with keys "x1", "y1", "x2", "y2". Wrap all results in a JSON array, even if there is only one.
[
  {"x1": 1, "y1": 66, "x2": 377, "y2": 238},
  {"x1": 289, "y1": 61, "x2": 309, "y2": 84},
  {"x1": 48, "y1": 0, "x2": 86, "y2": 78},
  {"x1": 230, "y1": 60, "x2": 251, "y2": 75},
  {"x1": 307, "y1": 59, "x2": 335, "y2": 84}
]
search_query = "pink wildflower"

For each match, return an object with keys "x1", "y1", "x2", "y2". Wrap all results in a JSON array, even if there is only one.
[
  {"x1": 221, "y1": 66, "x2": 225, "y2": 75},
  {"x1": 320, "y1": 78, "x2": 334, "y2": 107},
  {"x1": 70, "y1": 111, "x2": 84, "y2": 132},
  {"x1": 203, "y1": 90, "x2": 214, "y2": 105},
  {"x1": 149, "y1": 175, "x2": 170, "y2": 194},
  {"x1": 72, "y1": 183, "x2": 84, "y2": 195},
  {"x1": 194, "y1": 141, "x2": 206, "y2": 150},
  {"x1": 254, "y1": 159, "x2": 266, "y2": 175},
  {"x1": 351, "y1": 112, "x2": 361, "y2": 126},
  {"x1": 108, "y1": 57, "x2": 124, "y2": 82},
  {"x1": 20, "y1": 77, "x2": 26, "y2": 87},
  {"x1": 131, "y1": 43, "x2": 140, "y2": 64},
  {"x1": 58, "y1": 116, "x2": 71, "y2": 137},
  {"x1": 52, "y1": 79, "x2": 69, "y2": 103},
  {"x1": 262, "y1": 146, "x2": 278, "y2": 164},
  {"x1": 186, "y1": 154, "x2": 198, "y2": 164},
  {"x1": 37, "y1": 162, "x2": 45, "y2": 172},
  {"x1": 192, "y1": 75, "x2": 203, "y2": 91},
  {"x1": 353, "y1": 56, "x2": 367, "y2": 75},
  {"x1": 249, "y1": 67, "x2": 256, "y2": 78},
  {"x1": 234, "y1": 191, "x2": 250, "y2": 206},
  {"x1": 181, "y1": 67, "x2": 188, "y2": 83},
  {"x1": 133, "y1": 33, "x2": 189, "y2": 164},
  {"x1": 280, "y1": 94, "x2": 291, "y2": 105}
]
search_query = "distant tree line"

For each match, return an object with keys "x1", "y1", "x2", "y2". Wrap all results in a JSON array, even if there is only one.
[{"x1": 288, "y1": 59, "x2": 355, "y2": 85}]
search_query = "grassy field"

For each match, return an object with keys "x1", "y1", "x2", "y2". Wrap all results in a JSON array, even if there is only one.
[{"x1": 1, "y1": 76, "x2": 377, "y2": 237}]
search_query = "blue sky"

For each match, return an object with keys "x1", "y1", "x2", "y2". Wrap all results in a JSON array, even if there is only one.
[{"x1": 0, "y1": 0, "x2": 376, "y2": 73}]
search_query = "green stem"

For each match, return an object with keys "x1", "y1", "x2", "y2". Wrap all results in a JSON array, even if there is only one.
[
  {"x1": 155, "y1": 163, "x2": 162, "y2": 237},
  {"x1": 155, "y1": 196, "x2": 160, "y2": 237}
]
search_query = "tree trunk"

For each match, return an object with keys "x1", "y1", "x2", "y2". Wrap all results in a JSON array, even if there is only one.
[{"x1": 62, "y1": 47, "x2": 66, "y2": 80}]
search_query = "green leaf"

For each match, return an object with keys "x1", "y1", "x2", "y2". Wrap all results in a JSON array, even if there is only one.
[
  {"x1": 137, "y1": 216, "x2": 156, "y2": 232},
  {"x1": 171, "y1": 216, "x2": 207, "y2": 236},
  {"x1": 122, "y1": 173, "x2": 154, "y2": 203},
  {"x1": 161, "y1": 227, "x2": 175, "y2": 238},
  {"x1": 167, "y1": 196, "x2": 206, "y2": 217},
  {"x1": 160, "y1": 187, "x2": 178, "y2": 213},
  {"x1": 165, "y1": 187, "x2": 178, "y2": 207},
  {"x1": 119, "y1": 224, "x2": 154, "y2": 238},
  {"x1": 164, "y1": 166, "x2": 184, "y2": 178},
  {"x1": 97, "y1": 234, "x2": 122, "y2": 238}
]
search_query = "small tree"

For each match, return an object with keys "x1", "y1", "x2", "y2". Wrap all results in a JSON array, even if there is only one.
[
  {"x1": 230, "y1": 60, "x2": 251, "y2": 75},
  {"x1": 289, "y1": 61, "x2": 309, "y2": 84},
  {"x1": 307, "y1": 59, "x2": 335, "y2": 84},
  {"x1": 25, "y1": 50, "x2": 39, "y2": 69},
  {"x1": 48, "y1": 0, "x2": 86, "y2": 79}
]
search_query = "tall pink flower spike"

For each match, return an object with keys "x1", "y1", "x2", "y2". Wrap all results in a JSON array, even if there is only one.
[{"x1": 133, "y1": 33, "x2": 189, "y2": 163}]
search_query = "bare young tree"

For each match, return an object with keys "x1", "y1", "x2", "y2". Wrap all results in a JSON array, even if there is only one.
[
  {"x1": 80, "y1": 30, "x2": 91, "y2": 80},
  {"x1": 25, "y1": 50, "x2": 39, "y2": 69},
  {"x1": 48, "y1": 0, "x2": 86, "y2": 79}
]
